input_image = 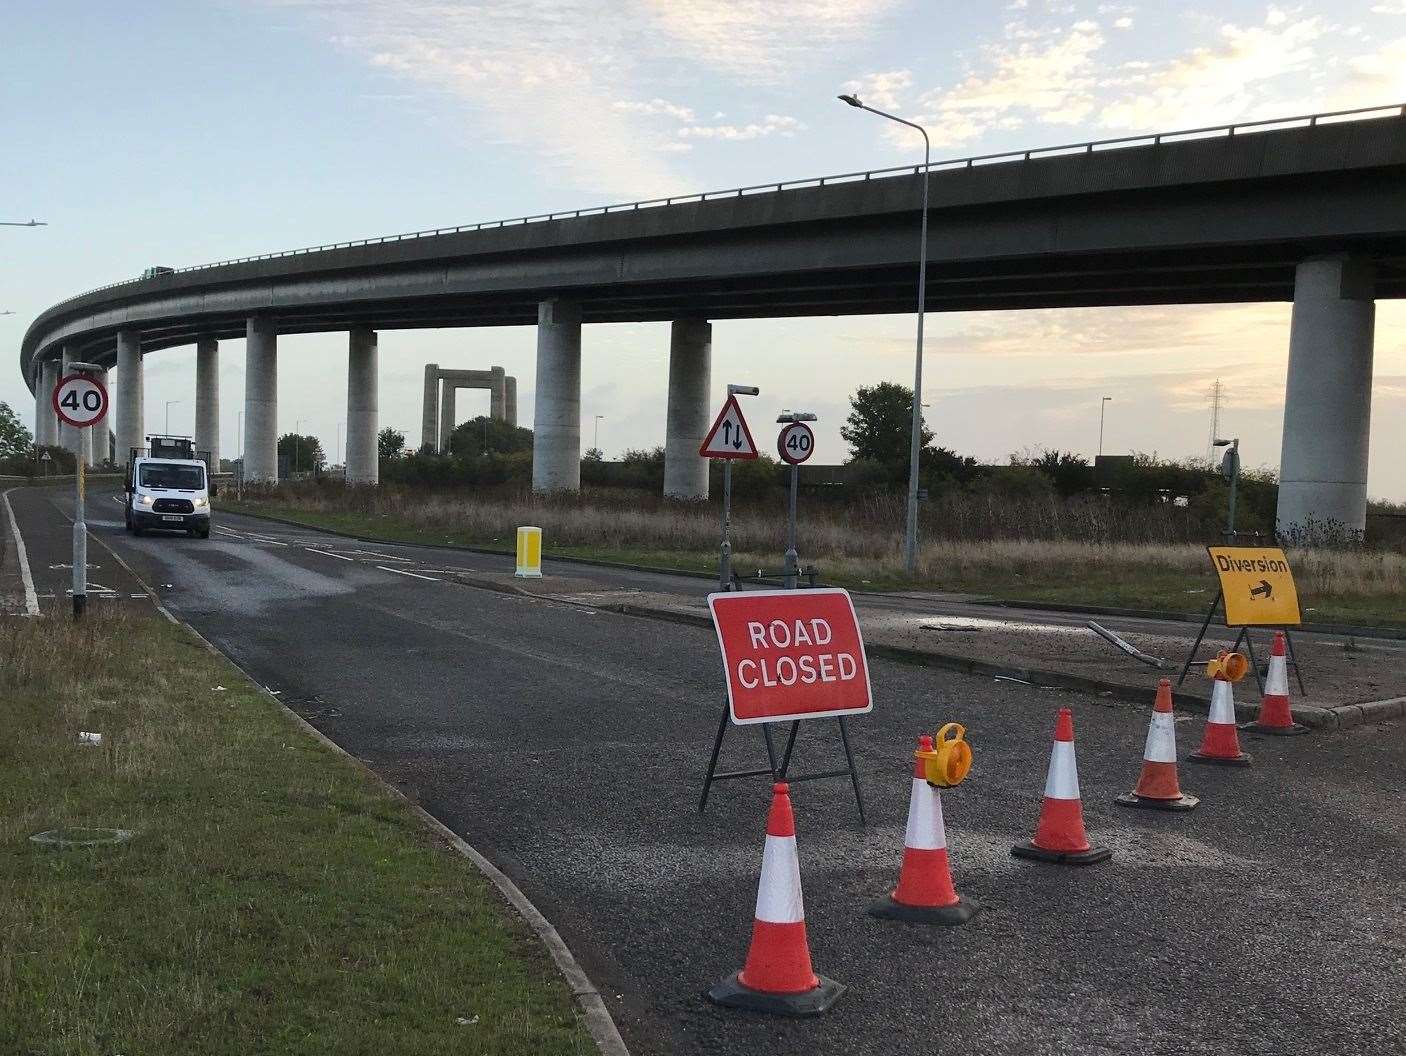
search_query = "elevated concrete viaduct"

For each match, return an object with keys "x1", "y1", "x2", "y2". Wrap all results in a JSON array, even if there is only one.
[{"x1": 20, "y1": 105, "x2": 1406, "y2": 528}]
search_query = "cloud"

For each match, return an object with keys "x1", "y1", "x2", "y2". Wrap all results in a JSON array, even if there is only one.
[
  {"x1": 1340, "y1": 36, "x2": 1406, "y2": 101},
  {"x1": 612, "y1": 98, "x2": 696, "y2": 122},
  {"x1": 638, "y1": 0, "x2": 901, "y2": 83},
  {"x1": 677, "y1": 114, "x2": 804, "y2": 141},
  {"x1": 910, "y1": 20, "x2": 1105, "y2": 148},
  {"x1": 841, "y1": 70, "x2": 913, "y2": 111}
]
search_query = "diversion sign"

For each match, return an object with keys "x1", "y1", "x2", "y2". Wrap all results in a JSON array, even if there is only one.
[
  {"x1": 1207, "y1": 546, "x2": 1302, "y2": 627},
  {"x1": 708, "y1": 588, "x2": 873, "y2": 725}
]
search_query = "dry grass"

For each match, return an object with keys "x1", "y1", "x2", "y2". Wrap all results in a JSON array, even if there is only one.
[
  {"x1": 238, "y1": 484, "x2": 1406, "y2": 604},
  {"x1": 0, "y1": 609, "x2": 590, "y2": 1055}
]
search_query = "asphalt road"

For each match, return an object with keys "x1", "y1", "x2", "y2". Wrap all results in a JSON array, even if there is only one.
[{"x1": 8, "y1": 485, "x2": 1406, "y2": 1055}]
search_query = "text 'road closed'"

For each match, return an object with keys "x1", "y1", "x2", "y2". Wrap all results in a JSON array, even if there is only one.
[{"x1": 709, "y1": 589, "x2": 873, "y2": 725}]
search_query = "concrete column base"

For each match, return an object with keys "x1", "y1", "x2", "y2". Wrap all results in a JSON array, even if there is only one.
[
  {"x1": 244, "y1": 316, "x2": 278, "y2": 483},
  {"x1": 195, "y1": 337, "x2": 220, "y2": 468},
  {"x1": 346, "y1": 328, "x2": 379, "y2": 484},
  {"x1": 115, "y1": 329, "x2": 143, "y2": 463},
  {"x1": 663, "y1": 319, "x2": 712, "y2": 499},
  {"x1": 532, "y1": 299, "x2": 583, "y2": 492}
]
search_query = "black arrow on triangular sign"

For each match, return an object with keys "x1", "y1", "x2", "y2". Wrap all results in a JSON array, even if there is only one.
[
  {"x1": 722, "y1": 421, "x2": 732, "y2": 446},
  {"x1": 1250, "y1": 579, "x2": 1272, "y2": 600}
]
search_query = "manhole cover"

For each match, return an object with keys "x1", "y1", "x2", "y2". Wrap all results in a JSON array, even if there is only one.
[{"x1": 29, "y1": 828, "x2": 135, "y2": 848}]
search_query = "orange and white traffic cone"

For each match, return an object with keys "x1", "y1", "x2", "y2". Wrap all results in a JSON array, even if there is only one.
[
  {"x1": 869, "y1": 735, "x2": 978, "y2": 925},
  {"x1": 1116, "y1": 679, "x2": 1198, "y2": 811},
  {"x1": 1253, "y1": 631, "x2": 1307, "y2": 735},
  {"x1": 1012, "y1": 708, "x2": 1111, "y2": 866},
  {"x1": 706, "y1": 782, "x2": 844, "y2": 1016},
  {"x1": 1190, "y1": 654, "x2": 1252, "y2": 767}
]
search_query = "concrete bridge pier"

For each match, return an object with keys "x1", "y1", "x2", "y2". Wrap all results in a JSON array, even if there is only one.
[
  {"x1": 115, "y1": 329, "x2": 143, "y2": 461},
  {"x1": 346, "y1": 327, "x2": 379, "y2": 484},
  {"x1": 490, "y1": 366, "x2": 507, "y2": 421},
  {"x1": 40, "y1": 358, "x2": 60, "y2": 446},
  {"x1": 244, "y1": 316, "x2": 278, "y2": 483},
  {"x1": 438, "y1": 381, "x2": 456, "y2": 454},
  {"x1": 195, "y1": 336, "x2": 219, "y2": 468},
  {"x1": 505, "y1": 375, "x2": 518, "y2": 427},
  {"x1": 532, "y1": 299, "x2": 582, "y2": 491},
  {"x1": 664, "y1": 319, "x2": 712, "y2": 500},
  {"x1": 1276, "y1": 256, "x2": 1376, "y2": 536},
  {"x1": 33, "y1": 359, "x2": 54, "y2": 447},
  {"x1": 421, "y1": 363, "x2": 439, "y2": 452}
]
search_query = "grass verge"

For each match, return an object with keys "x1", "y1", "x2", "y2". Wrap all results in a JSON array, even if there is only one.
[
  {"x1": 223, "y1": 499, "x2": 1406, "y2": 629},
  {"x1": 0, "y1": 608, "x2": 592, "y2": 1056}
]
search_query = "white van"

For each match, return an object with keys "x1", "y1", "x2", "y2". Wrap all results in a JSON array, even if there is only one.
[{"x1": 124, "y1": 442, "x2": 213, "y2": 538}]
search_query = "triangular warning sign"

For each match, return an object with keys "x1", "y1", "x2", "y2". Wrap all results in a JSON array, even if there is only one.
[{"x1": 699, "y1": 394, "x2": 758, "y2": 460}]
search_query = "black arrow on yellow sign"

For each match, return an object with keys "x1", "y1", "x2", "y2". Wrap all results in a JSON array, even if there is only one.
[{"x1": 1250, "y1": 579, "x2": 1273, "y2": 600}]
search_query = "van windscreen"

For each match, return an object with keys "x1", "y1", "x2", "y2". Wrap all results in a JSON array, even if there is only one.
[{"x1": 140, "y1": 465, "x2": 204, "y2": 490}]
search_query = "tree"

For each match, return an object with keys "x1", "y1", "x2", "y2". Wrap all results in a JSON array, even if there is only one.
[
  {"x1": 0, "y1": 402, "x2": 33, "y2": 461},
  {"x1": 840, "y1": 382, "x2": 933, "y2": 481},
  {"x1": 378, "y1": 427, "x2": 406, "y2": 463},
  {"x1": 448, "y1": 416, "x2": 533, "y2": 457},
  {"x1": 277, "y1": 433, "x2": 325, "y2": 473},
  {"x1": 582, "y1": 447, "x2": 604, "y2": 463}
]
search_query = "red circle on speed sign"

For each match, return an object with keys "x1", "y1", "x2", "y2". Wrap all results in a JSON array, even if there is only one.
[
  {"x1": 52, "y1": 373, "x2": 110, "y2": 429},
  {"x1": 777, "y1": 422, "x2": 815, "y2": 465}
]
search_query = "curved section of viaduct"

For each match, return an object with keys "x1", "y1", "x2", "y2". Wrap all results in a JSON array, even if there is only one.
[{"x1": 20, "y1": 112, "x2": 1406, "y2": 526}]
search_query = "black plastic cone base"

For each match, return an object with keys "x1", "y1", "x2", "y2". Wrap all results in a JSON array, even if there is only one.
[
  {"x1": 1012, "y1": 841, "x2": 1112, "y2": 866},
  {"x1": 706, "y1": 972, "x2": 845, "y2": 1017},
  {"x1": 1189, "y1": 748, "x2": 1253, "y2": 767},
  {"x1": 1251, "y1": 721, "x2": 1310, "y2": 737},
  {"x1": 1116, "y1": 790, "x2": 1199, "y2": 811},
  {"x1": 868, "y1": 893, "x2": 980, "y2": 926}
]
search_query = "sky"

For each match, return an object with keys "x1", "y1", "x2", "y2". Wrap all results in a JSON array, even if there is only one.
[{"x1": 2, "y1": 0, "x2": 1404, "y2": 495}]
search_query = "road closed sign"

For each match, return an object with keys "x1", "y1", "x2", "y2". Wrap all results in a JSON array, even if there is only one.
[
  {"x1": 708, "y1": 588, "x2": 873, "y2": 725},
  {"x1": 1207, "y1": 545, "x2": 1301, "y2": 627}
]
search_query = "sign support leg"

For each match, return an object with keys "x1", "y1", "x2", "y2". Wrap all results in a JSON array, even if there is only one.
[
  {"x1": 718, "y1": 460, "x2": 733, "y2": 591},
  {"x1": 783, "y1": 463, "x2": 799, "y2": 590},
  {"x1": 1283, "y1": 628, "x2": 1307, "y2": 694},
  {"x1": 837, "y1": 717, "x2": 866, "y2": 824},
  {"x1": 1243, "y1": 631, "x2": 1264, "y2": 696},
  {"x1": 1177, "y1": 590, "x2": 1223, "y2": 686},
  {"x1": 697, "y1": 701, "x2": 784, "y2": 814},
  {"x1": 72, "y1": 453, "x2": 87, "y2": 618}
]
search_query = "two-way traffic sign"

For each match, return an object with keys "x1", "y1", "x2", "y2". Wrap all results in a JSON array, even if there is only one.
[{"x1": 699, "y1": 394, "x2": 758, "y2": 460}]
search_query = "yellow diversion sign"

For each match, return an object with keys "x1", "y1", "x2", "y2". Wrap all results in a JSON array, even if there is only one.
[{"x1": 1206, "y1": 546, "x2": 1301, "y2": 627}]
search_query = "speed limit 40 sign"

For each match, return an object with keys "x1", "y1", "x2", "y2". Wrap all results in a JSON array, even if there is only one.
[
  {"x1": 777, "y1": 421, "x2": 814, "y2": 465},
  {"x1": 53, "y1": 373, "x2": 109, "y2": 429}
]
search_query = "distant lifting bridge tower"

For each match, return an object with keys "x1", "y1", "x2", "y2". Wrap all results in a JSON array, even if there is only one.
[{"x1": 421, "y1": 364, "x2": 518, "y2": 453}]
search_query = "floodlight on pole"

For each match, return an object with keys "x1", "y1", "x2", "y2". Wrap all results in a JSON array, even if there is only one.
[
  {"x1": 839, "y1": 92, "x2": 930, "y2": 577},
  {"x1": 1098, "y1": 396, "x2": 1112, "y2": 456}
]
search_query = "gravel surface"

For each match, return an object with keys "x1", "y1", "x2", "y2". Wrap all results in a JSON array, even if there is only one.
[{"x1": 14, "y1": 491, "x2": 1406, "y2": 1056}]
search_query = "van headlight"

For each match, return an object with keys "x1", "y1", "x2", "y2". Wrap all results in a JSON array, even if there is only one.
[
  {"x1": 138, "y1": 494, "x2": 155, "y2": 506},
  {"x1": 193, "y1": 496, "x2": 208, "y2": 509}
]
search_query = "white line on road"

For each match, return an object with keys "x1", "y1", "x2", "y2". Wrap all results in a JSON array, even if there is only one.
[
  {"x1": 306, "y1": 547, "x2": 354, "y2": 561},
  {"x1": 376, "y1": 565, "x2": 441, "y2": 582},
  {"x1": 2, "y1": 488, "x2": 39, "y2": 616}
]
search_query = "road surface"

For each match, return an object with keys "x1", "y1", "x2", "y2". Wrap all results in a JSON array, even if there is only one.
[{"x1": 6, "y1": 484, "x2": 1405, "y2": 1056}]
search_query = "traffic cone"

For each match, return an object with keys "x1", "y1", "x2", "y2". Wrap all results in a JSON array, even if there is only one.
[
  {"x1": 1190, "y1": 657, "x2": 1252, "y2": 767},
  {"x1": 706, "y1": 782, "x2": 844, "y2": 1016},
  {"x1": 1116, "y1": 679, "x2": 1198, "y2": 810},
  {"x1": 869, "y1": 736, "x2": 978, "y2": 925},
  {"x1": 1012, "y1": 708, "x2": 1111, "y2": 866},
  {"x1": 1253, "y1": 632, "x2": 1307, "y2": 735}
]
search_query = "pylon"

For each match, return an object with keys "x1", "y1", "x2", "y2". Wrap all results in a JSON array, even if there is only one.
[
  {"x1": 706, "y1": 782, "x2": 844, "y2": 1016},
  {"x1": 869, "y1": 736, "x2": 978, "y2": 925},
  {"x1": 1116, "y1": 679, "x2": 1198, "y2": 810},
  {"x1": 1253, "y1": 632, "x2": 1307, "y2": 735},
  {"x1": 1012, "y1": 708, "x2": 1111, "y2": 866},
  {"x1": 1190, "y1": 659, "x2": 1252, "y2": 767}
]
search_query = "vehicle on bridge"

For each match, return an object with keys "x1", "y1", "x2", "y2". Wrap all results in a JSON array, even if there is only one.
[
  {"x1": 140, "y1": 265, "x2": 174, "y2": 279},
  {"x1": 123, "y1": 435, "x2": 214, "y2": 538}
]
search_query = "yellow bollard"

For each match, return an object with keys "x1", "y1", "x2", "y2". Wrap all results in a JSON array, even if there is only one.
[{"x1": 515, "y1": 525, "x2": 543, "y2": 579}]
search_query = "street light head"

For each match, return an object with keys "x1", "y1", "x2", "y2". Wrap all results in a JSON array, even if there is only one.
[
  {"x1": 1213, "y1": 437, "x2": 1237, "y2": 447},
  {"x1": 67, "y1": 361, "x2": 103, "y2": 375},
  {"x1": 728, "y1": 384, "x2": 760, "y2": 396},
  {"x1": 838, "y1": 94, "x2": 863, "y2": 108}
]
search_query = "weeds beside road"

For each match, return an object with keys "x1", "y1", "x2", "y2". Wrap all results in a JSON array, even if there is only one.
[
  {"x1": 227, "y1": 484, "x2": 1406, "y2": 628},
  {"x1": 0, "y1": 610, "x2": 591, "y2": 1055}
]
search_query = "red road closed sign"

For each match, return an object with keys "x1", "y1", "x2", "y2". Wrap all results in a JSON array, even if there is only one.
[{"x1": 708, "y1": 588, "x2": 873, "y2": 725}]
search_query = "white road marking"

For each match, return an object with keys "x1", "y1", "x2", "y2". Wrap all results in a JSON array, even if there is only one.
[
  {"x1": 2, "y1": 488, "x2": 39, "y2": 616},
  {"x1": 306, "y1": 547, "x2": 354, "y2": 561},
  {"x1": 353, "y1": 549, "x2": 412, "y2": 561},
  {"x1": 376, "y1": 565, "x2": 441, "y2": 582}
]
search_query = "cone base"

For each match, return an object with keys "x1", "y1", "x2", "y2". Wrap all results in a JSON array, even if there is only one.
[
  {"x1": 868, "y1": 894, "x2": 980, "y2": 926},
  {"x1": 1189, "y1": 749, "x2": 1252, "y2": 767},
  {"x1": 1251, "y1": 722, "x2": 1309, "y2": 736},
  {"x1": 1011, "y1": 841, "x2": 1111, "y2": 866},
  {"x1": 1116, "y1": 790, "x2": 1199, "y2": 812},
  {"x1": 706, "y1": 972, "x2": 844, "y2": 1017}
]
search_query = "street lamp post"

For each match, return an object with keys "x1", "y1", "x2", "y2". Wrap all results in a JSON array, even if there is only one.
[
  {"x1": 1213, "y1": 437, "x2": 1241, "y2": 543},
  {"x1": 1098, "y1": 396, "x2": 1112, "y2": 457},
  {"x1": 593, "y1": 415, "x2": 605, "y2": 452},
  {"x1": 839, "y1": 93, "x2": 929, "y2": 577}
]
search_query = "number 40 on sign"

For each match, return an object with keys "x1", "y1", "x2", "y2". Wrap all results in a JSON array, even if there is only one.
[{"x1": 52, "y1": 373, "x2": 109, "y2": 429}]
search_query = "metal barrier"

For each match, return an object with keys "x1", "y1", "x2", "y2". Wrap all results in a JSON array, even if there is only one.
[{"x1": 44, "y1": 102, "x2": 1406, "y2": 310}]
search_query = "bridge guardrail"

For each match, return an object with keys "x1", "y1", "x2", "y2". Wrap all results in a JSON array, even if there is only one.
[{"x1": 40, "y1": 102, "x2": 1406, "y2": 311}]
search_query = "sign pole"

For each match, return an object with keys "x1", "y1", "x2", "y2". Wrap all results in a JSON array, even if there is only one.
[
  {"x1": 73, "y1": 454, "x2": 86, "y2": 618},
  {"x1": 719, "y1": 459, "x2": 733, "y2": 591},
  {"x1": 784, "y1": 462, "x2": 799, "y2": 589}
]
